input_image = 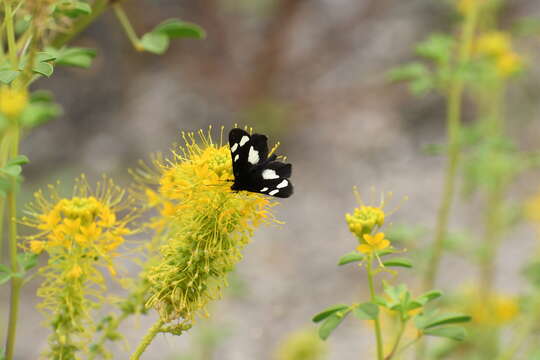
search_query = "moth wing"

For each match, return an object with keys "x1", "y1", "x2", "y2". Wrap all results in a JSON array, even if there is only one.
[
  {"x1": 245, "y1": 161, "x2": 293, "y2": 198},
  {"x1": 229, "y1": 128, "x2": 252, "y2": 177},
  {"x1": 248, "y1": 134, "x2": 269, "y2": 165}
]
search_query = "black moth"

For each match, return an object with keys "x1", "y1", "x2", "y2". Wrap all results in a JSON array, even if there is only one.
[{"x1": 229, "y1": 128, "x2": 293, "y2": 198}]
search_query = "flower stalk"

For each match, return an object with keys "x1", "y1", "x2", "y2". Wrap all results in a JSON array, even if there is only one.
[
  {"x1": 423, "y1": 0, "x2": 479, "y2": 291},
  {"x1": 366, "y1": 255, "x2": 384, "y2": 360}
]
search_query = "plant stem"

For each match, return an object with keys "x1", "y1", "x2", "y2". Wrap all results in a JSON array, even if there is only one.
[
  {"x1": 112, "y1": 4, "x2": 142, "y2": 51},
  {"x1": 50, "y1": 0, "x2": 110, "y2": 48},
  {"x1": 4, "y1": 1, "x2": 18, "y2": 69},
  {"x1": 366, "y1": 256, "x2": 384, "y2": 360},
  {"x1": 130, "y1": 319, "x2": 164, "y2": 360},
  {"x1": 4, "y1": 126, "x2": 20, "y2": 360},
  {"x1": 423, "y1": 0, "x2": 479, "y2": 292},
  {"x1": 386, "y1": 319, "x2": 406, "y2": 360}
]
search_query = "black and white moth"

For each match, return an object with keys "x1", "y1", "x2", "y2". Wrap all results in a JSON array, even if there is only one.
[{"x1": 228, "y1": 128, "x2": 293, "y2": 198}]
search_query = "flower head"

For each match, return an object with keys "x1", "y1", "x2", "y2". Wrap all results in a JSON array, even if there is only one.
[
  {"x1": 475, "y1": 31, "x2": 523, "y2": 78},
  {"x1": 23, "y1": 175, "x2": 139, "y2": 359},
  {"x1": 357, "y1": 232, "x2": 391, "y2": 254},
  {"x1": 0, "y1": 86, "x2": 28, "y2": 118},
  {"x1": 345, "y1": 187, "x2": 389, "y2": 240},
  {"x1": 135, "y1": 127, "x2": 279, "y2": 325}
]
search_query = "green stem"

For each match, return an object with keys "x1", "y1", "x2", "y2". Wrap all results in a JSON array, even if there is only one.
[
  {"x1": 50, "y1": 0, "x2": 110, "y2": 48},
  {"x1": 423, "y1": 0, "x2": 479, "y2": 292},
  {"x1": 4, "y1": 126, "x2": 20, "y2": 360},
  {"x1": 112, "y1": 4, "x2": 142, "y2": 51},
  {"x1": 4, "y1": 1, "x2": 18, "y2": 69},
  {"x1": 386, "y1": 319, "x2": 406, "y2": 360},
  {"x1": 367, "y1": 256, "x2": 384, "y2": 360},
  {"x1": 130, "y1": 319, "x2": 164, "y2": 360}
]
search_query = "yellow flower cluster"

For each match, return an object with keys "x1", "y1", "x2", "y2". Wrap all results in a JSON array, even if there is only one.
[
  {"x1": 274, "y1": 328, "x2": 327, "y2": 360},
  {"x1": 23, "y1": 176, "x2": 138, "y2": 359},
  {"x1": 525, "y1": 189, "x2": 540, "y2": 226},
  {"x1": 0, "y1": 86, "x2": 28, "y2": 118},
  {"x1": 25, "y1": 177, "x2": 135, "y2": 279},
  {"x1": 345, "y1": 206, "x2": 385, "y2": 238},
  {"x1": 345, "y1": 188, "x2": 393, "y2": 255},
  {"x1": 469, "y1": 292, "x2": 519, "y2": 326},
  {"x1": 476, "y1": 31, "x2": 523, "y2": 78},
  {"x1": 140, "y1": 127, "x2": 278, "y2": 325}
]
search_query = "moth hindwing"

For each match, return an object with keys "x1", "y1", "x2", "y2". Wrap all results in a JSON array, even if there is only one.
[{"x1": 228, "y1": 128, "x2": 293, "y2": 198}]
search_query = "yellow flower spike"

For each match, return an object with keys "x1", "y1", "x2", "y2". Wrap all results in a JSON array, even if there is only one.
[
  {"x1": 457, "y1": 0, "x2": 486, "y2": 15},
  {"x1": 22, "y1": 175, "x2": 140, "y2": 359},
  {"x1": 133, "y1": 126, "x2": 279, "y2": 325},
  {"x1": 66, "y1": 264, "x2": 83, "y2": 279},
  {"x1": 0, "y1": 86, "x2": 28, "y2": 118}
]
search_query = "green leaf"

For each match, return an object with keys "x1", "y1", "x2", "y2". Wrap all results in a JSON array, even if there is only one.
[
  {"x1": 0, "y1": 70, "x2": 19, "y2": 84},
  {"x1": 140, "y1": 32, "x2": 170, "y2": 55},
  {"x1": 35, "y1": 52, "x2": 56, "y2": 63},
  {"x1": 0, "y1": 264, "x2": 12, "y2": 285},
  {"x1": 17, "y1": 252, "x2": 38, "y2": 272},
  {"x1": 353, "y1": 302, "x2": 379, "y2": 320},
  {"x1": 155, "y1": 19, "x2": 206, "y2": 38},
  {"x1": 423, "y1": 326, "x2": 467, "y2": 341},
  {"x1": 33, "y1": 62, "x2": 54, "y2": 77},
  {"x1": 387, "y1": 62, "x2": 429, "y2": 83},
  {"x1": 408, "y1": 290, "x2": 443, "y2": 311},
  {"x1": 30, "y1": 90, "x2": 54, "y2": 103},
  {"x1": 415, "y1": 34, "x2": 455, "y2": 63},
  {"x1": 1, "y1": 164, "x2": 21, "y2": 177},
  {"x1": 415, "y1": 313, "x2": 471, "y2": 330},
  {"x1": 54, "y1": 47, "x2": 97, "y2": 68},
  {"x1": 382, "y1": 257, "x2": 413, "y2": 268},
  {"x1": 318, "y1": 312, "x2": 349, "y2": 340},
  {"x1": 7, "y1": 155, "x2": 29, "y2": 166},
  {"x1": 57, "y1": 1, "x2": 92, "y2": 17},
  {"x1": 20, "y1": 103, "x2": 62, "y2": 128},
  {"x1": 312, "y1": 304, "x2": 349, "y2": 323},
  {"x1": 338, "y1": 251, "x2": 364, "y2": 266}
]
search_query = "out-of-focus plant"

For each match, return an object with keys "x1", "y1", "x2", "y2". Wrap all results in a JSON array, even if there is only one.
[
  {"x1": 0, "y1": 1, "x2": 204, "y2": 359},
  {"x1": 311, "y1": 189, "x2": 471, "y2": 360},
  {"x1": 388, "y1": 0, "x2": 540, "y2": 358},
  {"x1": 274, "y1": 328, "x2": 327, "y2": 360}
]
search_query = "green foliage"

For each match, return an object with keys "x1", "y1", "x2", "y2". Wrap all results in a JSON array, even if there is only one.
[
  {"x1": 312, "y1": 304, "x2": 349, "y2": 323},
  {"x1": 337, "y1": 251, "x2": 363, "y2": 265},
  {"x1": 318, "y1": 311, "x2": 350, "y2": 340},
  {"x1": 382, "y1": 258, "x2": 413, "y2": 268},
  {"x1": 0, "y1": 264, "x2": 12, "y2": 285},
  {"x1": 353, "y1": 302, "x2": 379, "y2": 320},
  {"x1": 141, "y1": 19, "x2": 206, "y2": 55},
  {"x1": 53, "y1": 1, "x2": 92, "y2": 18},
  {"x1": 45, "y1": 47, "x2": 97, "y2": 68},
  {"x1": 19, "y1": 92, "x2": 62, "y2": 129}
]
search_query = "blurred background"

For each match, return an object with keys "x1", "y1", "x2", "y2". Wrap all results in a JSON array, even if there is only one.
[{"x1": 2, "y1": 0, "x2": 540, "y2": 358}]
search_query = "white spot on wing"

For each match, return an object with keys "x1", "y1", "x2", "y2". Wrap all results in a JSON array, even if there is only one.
[
  {"x1": 262, "y1": 169, "x2": 279, "y2": 179},
  {"x1": 269, "y1": 189, "x2": 279, "y2": 196},
  {"x1": 239, "y1": 136, "x2": 249, "y2": 147},
  {"x1": 231, "y1": 143, "x2": 238, "y2": 153},
  {"x1": 260, "y1": 187, "x2": 268, "y2": 192},
  {"x1": 248, "y1": 146, "x2": 260, "y2": 164},
  {"x1": 276, "y1": 179, "x2": 288, "y2": 188},
  {"x1": 234, "y1": 154, "x2": 239, "y2": 162}
]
